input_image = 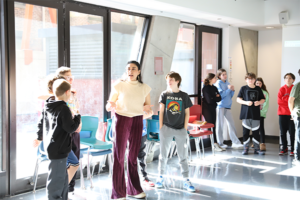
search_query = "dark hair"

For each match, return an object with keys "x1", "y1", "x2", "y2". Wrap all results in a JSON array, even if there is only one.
[
  {"x1": 47, "y1": 74, "x2": 66, "y2": 94},
  {"x1": 165, "y1": 71, "x2": 182, "y2": 87},
  {"x1": 284, "y1": 73, "x2": 295, "y2": 80},
  {"x1": 255, "y1": 77, "x2": 268, "y2": 93},
  {"x1": 298, "y1": 69, "x2": 300, "y2": 76},
  {"x1": 121, "y1": 60, "x2": 143, "y2": 83},
  {"x1": 245, "y1": 73, "x2": 256, "y2": 80},
  {"x1": 217, "y1": 68, "x2": 227, "y2": 79},
  {"x1": 204, "y1": 73, "x2": 216, "y2": 86}
]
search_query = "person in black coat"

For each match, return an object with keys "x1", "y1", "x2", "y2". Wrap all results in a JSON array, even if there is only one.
[{"x1": 202, "y1": 73, "x2": 223, "y2": 152}]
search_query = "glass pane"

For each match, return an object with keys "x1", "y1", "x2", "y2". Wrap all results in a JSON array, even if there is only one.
[
  {"x1": 15, "y1": 3, "x2": 58, "y2": 178},
  {"x1": 0, "y1": 24, "x2": 2, "y2": 172},
  {"x1": 70, "y1": 11, "x2": 104, "y2": 139},
  {"x1": 201, "y1": 32, "x2": 218, "y2": 87},
  {"x1": 171, "y1": 23, "x2": 195, "y2": 95},
  {"x1": 111, "y1": 12, "x2": 145, "y2": 85}
]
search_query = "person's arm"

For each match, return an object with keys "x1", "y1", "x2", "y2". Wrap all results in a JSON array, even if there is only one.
[
  {"x1": 216, "y1": 81, "x2": 231, "y2": 99},
  {"x1": 184, "y1": 108, "x2": 190, "y2": 130},
  {"x1": 289, "y1": 97, "x2": 295, "y2": 114},
  {"x1": 215, "y1": 88, "x2": 222, "y2": 102},
  {"x1": 261, "y1": 92, "x2": 269, "y2": 116},
  {"x1": 254, "y1": 99, "x2": 265, "y2": 106},
  {"x1": 106, "y1": 89, "x2": 118, "y2": 112},
  {"x1": 277, "y1": 88, "x2": 287, "y2": 106},
  {"x1": 143, "y1": 93, "x2": 153, "y2": 119},
  {"x1": 237, "y1": 97, "x2": 253, "y2": 106},
  {"x1": 61, "y1": 106, "x2": 81, "y2": 134},
  {"x1": 33, "y1": 109, "x2": 44, "y2": 147},
  {"x1": 203, "y1": 86, "x2": 220, "y2": 104},
  {"x1": 159, "y1": 103, "x2": 165, "y2": 129}
]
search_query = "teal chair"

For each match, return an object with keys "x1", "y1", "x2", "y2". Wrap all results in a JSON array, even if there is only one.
[{"x1": 80, "y1": 116, "x2": 112, "y2": 180}]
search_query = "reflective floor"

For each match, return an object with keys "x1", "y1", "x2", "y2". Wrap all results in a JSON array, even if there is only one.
[{"x1": 3, "y1": 143, "x2": 300, "y2": 200}]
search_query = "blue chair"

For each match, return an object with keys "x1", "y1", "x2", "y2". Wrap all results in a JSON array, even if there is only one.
[
  {"x1": 145, "y1": 119, "x2": 161, "y2": 160},
  {"x1": 79, "y1": 116, "x2": 112, "y2": 180},
  {"x1": 31, "y1": 141, "x2": 49, "y2": 193}
]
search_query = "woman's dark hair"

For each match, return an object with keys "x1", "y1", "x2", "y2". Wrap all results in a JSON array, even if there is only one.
[
  {"x1": 217, "y1": 68, "x2": 227, "y2": 79},
  {"x1": 255, "y1": 77, "x2": 268, "y2": 93},
  {"x1": 121, "y1": 60, "x2": 143, "y2": 83},
  {"x1": 204, "y1": 73, "x2": 216, "y2": 86}
]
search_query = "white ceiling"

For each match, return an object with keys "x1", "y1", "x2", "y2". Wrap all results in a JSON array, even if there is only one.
[{"x1": 76, "y1": 0, "x2": 300, "y2": 30}]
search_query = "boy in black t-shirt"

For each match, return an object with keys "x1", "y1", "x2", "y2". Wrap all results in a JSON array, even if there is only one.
[
  {"x1": 155, "y1": 71, "x2": 195, "y2": 192},
  {"x1": 237, "y1": 73, "x2": 265, "y2": 155}
]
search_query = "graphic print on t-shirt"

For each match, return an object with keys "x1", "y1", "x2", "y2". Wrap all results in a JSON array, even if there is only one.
[
  {"x1": 166, "y1": 96, "x2": 183, "y2": 115},
  {"x1": 247, "y1": 90, "x2": 258, "y2": 102}
]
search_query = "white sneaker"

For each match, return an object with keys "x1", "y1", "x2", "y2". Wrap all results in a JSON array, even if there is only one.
[
  {"x1": 231, "y1": 143, "x2": 244, "y2": 149},
  {"x1": 219, "y1": 144, "x2": 227, "y2": 150},
  {"x1": 292, "y1": 159, "x2": 300, "y2": 166},
  {"x1": 214, "y1": 143, "x2": 223, "y2": 152},
  {"x1": 128, "y1": 192, "x2": 146, "y2": 199}
]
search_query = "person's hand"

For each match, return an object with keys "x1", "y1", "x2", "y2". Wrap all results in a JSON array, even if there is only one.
[
  {"x1": 254, "y1": 101, "x2": 260, "y2": 106},
  {"x1": 231, "y1": 85, "x2": 235, "y2": 91},
  {"x1": 143, "y1": 105, "x2": 154, "y2": 115},
  {"x1": 107, "y1": 101, "x2": 116, "y2": 110},
  {"x1": 33, "y1": 139, "x2": 41, "y2": 148},
  {"x1": 228, "y1": 85, "x2": 232, "y2": 90},
  {"x1": 71, "y1": 88, "x2": 77, "y2": 96},
  {"x1": 247, "y1": 101, "x2": 253, "y2": 106},
  {"x1": 216, "y1": 94, "x2": 220, "y2": 97}
]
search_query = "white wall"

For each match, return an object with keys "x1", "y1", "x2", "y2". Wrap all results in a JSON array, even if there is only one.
[
  {"x1": 257, "y1": 29, "x2": 282, "y2": 136},
  {"x1": 222, "y1": 26, "x2": 248, "y2": 139},
  {"x1": 281, "y1": 25, "x2": 300, "y2": 85}
]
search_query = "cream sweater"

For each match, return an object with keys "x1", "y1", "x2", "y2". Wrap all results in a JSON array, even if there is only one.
[{"x1": 113, "y1": 80, "x2": 151, "y2": 117}]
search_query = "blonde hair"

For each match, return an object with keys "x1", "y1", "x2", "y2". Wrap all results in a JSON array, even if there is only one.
[
  {"x1": 52, "y1": 79, "x2": 71, "y2": 97},
  {"x1": 56, "y1": 66, "x2": 71, "y2": 76}
]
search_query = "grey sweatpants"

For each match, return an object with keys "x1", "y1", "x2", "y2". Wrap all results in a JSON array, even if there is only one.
[
  {"x1": 47, "y1": 158, "x2": 68, "y2": 200},
  {"x1": 216, "y1": 108, "x2": 242, "y2": 145},
  {"x1": 158, "y1": 125, "x2": 189, "y2": 178}
]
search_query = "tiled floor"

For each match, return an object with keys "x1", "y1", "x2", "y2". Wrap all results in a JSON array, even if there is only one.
[{"x1": 3, "y1": 143, "x2": 300, "y2": 200}]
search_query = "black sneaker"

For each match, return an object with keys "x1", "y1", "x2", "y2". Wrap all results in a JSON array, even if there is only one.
[
  {"x1": 254, "y1": 149, "x2": 265, "y2": 155},
  {"x1": 68, "y1": 186, "x2": 74, "y2": 193},
  {"x1": 242, "y1": 147, "x2": 249, "y2": 155}
]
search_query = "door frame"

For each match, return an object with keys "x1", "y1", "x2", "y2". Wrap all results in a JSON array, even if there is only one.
[{"x1": 7, "y1": 0, "x2": 64, "y2": 194}]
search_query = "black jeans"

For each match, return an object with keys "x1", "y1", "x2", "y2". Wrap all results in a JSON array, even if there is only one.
[
  {"x1": 69, "y1": 132, "x2": 80, "y2": 191},
  {"x1": 202, "y1": 105, "x2": 217, "y2": 142},
  {"x1": 259, "y1": 117, "x2": 265, "y2": 143},
  {"x1": 279, "y1": 115, "x2": 295, "y2": 151},
  {"x1": 138, "y1": 135, "x2": 147, "y2": 178},
  {"x1": 294, "y1": 117, "x2": 300, "y2": 160}
]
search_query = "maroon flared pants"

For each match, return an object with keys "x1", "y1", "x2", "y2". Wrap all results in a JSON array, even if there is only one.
[{"x1": 111, "y1": 113, "x2": 144, "y2": 199}]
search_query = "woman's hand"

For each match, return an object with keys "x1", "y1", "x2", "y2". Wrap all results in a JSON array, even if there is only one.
[
  {"x1": 107, "y1": 101, "x2": 116, "y2": 111},
  {"x1": 143, "y1": 105, "x2": 153, "y2": 115}
]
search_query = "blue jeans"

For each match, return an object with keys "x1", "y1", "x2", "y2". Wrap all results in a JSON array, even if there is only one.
[{"x1": 293, "y1": 117, "x2": 300, "y2": 160}]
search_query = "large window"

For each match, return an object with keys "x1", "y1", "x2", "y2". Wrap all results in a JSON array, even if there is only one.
[
  {"x1": 69, "y1": 11, "x2": 104, "y2": 140},
  {"x1": 14, "y1": 2, "x2": 58, "y2": 178},
  {"x1": 110, "y1": 12, "x2": 146, "y2": 85},
  {"x1": 171, "y1": 23, "x2": 195, "y2": 95}
]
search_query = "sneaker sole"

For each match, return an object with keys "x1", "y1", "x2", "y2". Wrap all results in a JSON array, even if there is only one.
[
  {"x1": 279, "y1": 152, "x2": 288, "y2": 155},
  {"x1": 214, "y1": 148, "x2": 223, "y2": 152}
]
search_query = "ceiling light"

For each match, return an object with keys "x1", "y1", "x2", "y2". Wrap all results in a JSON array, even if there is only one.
[{"x1": 266, "y1": 26, "x2": 274, "y2": 29}]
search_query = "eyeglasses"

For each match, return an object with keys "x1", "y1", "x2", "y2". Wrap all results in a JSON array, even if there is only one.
[{"x1": 64, "y1": 76, "x2": 74, "y2": 81}]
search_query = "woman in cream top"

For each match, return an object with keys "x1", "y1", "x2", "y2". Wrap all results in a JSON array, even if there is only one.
[{"x1": 106, "y1": 61, "x2": 152, "y2": 199}]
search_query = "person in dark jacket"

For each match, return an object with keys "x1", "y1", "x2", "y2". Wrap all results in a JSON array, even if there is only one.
[
  {"x1": 202, "y1": 73, "x2": 223, "y2": 152},
  {"x1": 36, "y1": 79, "x2": 81, "y2": 200}
]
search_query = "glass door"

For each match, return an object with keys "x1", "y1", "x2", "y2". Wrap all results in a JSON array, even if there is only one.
[
  {"x1": 7, "y1": 0, "x2": 64, "y2": 194},
  {"x1": 65, "y1": 2, "x2": 107, "y2": 141}
]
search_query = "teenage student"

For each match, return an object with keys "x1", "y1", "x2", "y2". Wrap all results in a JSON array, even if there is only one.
[
  {"x1": 202, "y1": 73, "x2": 223, "y2": 151},
  {"x1": 106, "y1": 61, "x2": 153, "y2": 199},
  {"x1": 36, "y1": 79, "x2": 81, "y2": 200},
  {"x1": 278, "y1": 73, "x2": 295, "y2": 155},
  {"x1": 237, "y1": 73, "x2": 265, "y2": 155},
  {"x1": 255, "y1": 77, "x2": 269, "y2": 151},
  {"x1": 155, "y1": 71, "x2": 195, "y2": 192},
  {"x1": 289, "y1": 70, "x2": 300, "y2": 165},
  {"x1": 215, "y1": 68, "x2": 243, "y2": 149}
]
